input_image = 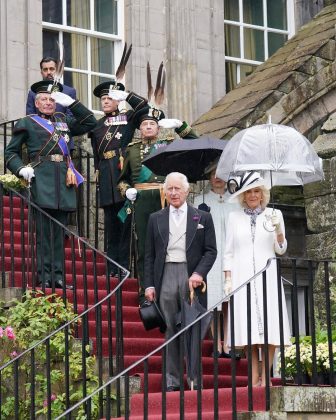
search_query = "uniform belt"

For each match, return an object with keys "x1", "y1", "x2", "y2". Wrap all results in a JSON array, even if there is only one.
[
  {"x1": 134, "y1": 183, "x2": 166, "y2": 209},
  {"x1": 134, "y1": 182, "x2": 163, "y2": 190},
  {"x1": 103, "y1": 150, "x2": 117, "y2": 159},
  {"x1": 39, "y1": 154, "x2": 65, "y2": 162}
]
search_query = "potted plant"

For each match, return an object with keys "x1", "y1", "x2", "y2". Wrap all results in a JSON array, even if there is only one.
[{"x1": 0, "y1": 290, "x2": 104, "y2": 419}]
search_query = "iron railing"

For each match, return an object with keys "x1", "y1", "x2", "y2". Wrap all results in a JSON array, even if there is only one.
[
  {"x1": 50, "y1": 257, "x2": 335, "y2": 419},
  {"x1": 0, "y1": 185, "x2": 130, "y2": 419}
]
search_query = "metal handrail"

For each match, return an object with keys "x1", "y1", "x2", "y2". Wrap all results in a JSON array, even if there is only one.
[{"x1": 57, "y1": 259, "x2": 275, "y2": 419}]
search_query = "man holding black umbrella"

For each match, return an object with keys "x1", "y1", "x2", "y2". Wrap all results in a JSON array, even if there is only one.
[
  {"x1": 144, "y1": 172, "x2": 217, "y2": 391},
  {"x1": 118, "y1": 105, "x2": 197, "y2": 304}
]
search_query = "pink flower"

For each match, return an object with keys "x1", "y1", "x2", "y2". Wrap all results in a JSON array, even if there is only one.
[
  {"x1": 51, "y1": 394, "x2": 57, "y2": 401},
  {"x1": 43, "y1": 400, "x2": 48, "y2": 408},
  {"x1": 10, "y1": 351, "x2": 18, "y2": 358},
  {"x1": 0, "y1": 327, "x2": 3, "y2": 338},
  {"x1": 4, "y1": 326, "x2": 15, "y2": 340}
]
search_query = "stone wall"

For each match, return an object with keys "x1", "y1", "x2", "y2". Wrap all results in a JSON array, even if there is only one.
[{"x1": 305, "y1": 114, "x2": 336, "y2": 259}]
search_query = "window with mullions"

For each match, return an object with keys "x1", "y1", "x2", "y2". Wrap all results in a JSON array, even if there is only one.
[
  {"x1": 224, "y1": 0, "x2": 294, "y2": 92},
  {"x1": 42, "y1": 0, "x2": 123, "y2": 111}
]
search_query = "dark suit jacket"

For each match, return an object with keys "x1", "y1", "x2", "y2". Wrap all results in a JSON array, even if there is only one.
[
  {"x1": 144, "y1": 204, "x2": 217, "y2": 308},
  {"x1": 26, "y1": 84, "x2": 77, "y2": 150}
]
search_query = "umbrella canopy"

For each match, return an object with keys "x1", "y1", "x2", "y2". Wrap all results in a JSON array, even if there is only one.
[
  {"x1": 216, "y1": 123, "x2": 323, "y2": 186},
  {"x1": 142, "y1": 135, "x2": 228, "y2": 182}
]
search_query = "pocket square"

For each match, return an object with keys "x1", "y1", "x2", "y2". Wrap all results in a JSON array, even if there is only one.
[{"x1": 197, "y1": 224, "x2": 204, "y2": 229}]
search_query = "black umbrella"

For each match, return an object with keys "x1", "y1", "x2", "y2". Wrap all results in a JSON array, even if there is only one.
[
  {"x1": 142, "y1": 135, "x2": 228, "y2": 182},
  {"x1": 176, "y1": 283, "x2": 212, "y2": 390}
]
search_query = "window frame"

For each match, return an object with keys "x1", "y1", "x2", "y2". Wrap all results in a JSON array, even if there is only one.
[
  {"x1": 224, "y1": 0, "x2": 295, "y2": 88},
  {"x1": 42, "y1": 0, "x2": 125, "y2": 112}
]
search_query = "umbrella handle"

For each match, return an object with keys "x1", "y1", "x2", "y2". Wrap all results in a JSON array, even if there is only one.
[{"x1": 190, "y1": 280, "x2": 206, "y2": 302}]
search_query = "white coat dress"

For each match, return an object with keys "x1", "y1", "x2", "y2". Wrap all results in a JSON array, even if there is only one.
[
  {"x1": 194, "y1": 190, "x2": 240, "y2": 309},
  {"x1": 223, "y1": 207, "x2": 291, "y2": 347}
]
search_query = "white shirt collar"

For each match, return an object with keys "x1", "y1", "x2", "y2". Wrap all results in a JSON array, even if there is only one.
[{"x1": 169, "y1": 201, "x2": 188, "y2": 215}]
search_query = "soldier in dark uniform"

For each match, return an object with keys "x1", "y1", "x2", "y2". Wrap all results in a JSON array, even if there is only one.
[
  {"x1": 88, "y1": 81, "x2": 147, "y2": 275},
  {"x1": 118, "y1": 105, "x2": 198, "y2": 303},
  {"x1": 5, "y1": 80, "x2": 97, "y2": 288}
]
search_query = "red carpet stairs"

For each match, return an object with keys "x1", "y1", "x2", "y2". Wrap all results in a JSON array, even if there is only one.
[{"x1": 1, "y1": 195, "x2": 267, "y2": 418}]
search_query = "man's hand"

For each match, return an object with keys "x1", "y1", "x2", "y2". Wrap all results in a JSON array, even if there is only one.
[
  {"x1": 158, "y1": 119, "x2": 183, "y2": 129},
  {"x1": 126, "y1": 188, "x2": 137, "y2": 202},
  {"x1": 188, "y1": 272, "x2": 204, "y2": 292},
  {"x1": 51, "y1": 91, "x2": 75, "y2": 107},
  {"x1": 271, "y1": 214, "x2": 282, "y2": 234},
  {"x1": 19, "y1": 166, "x2": 35, "y2": 182},
  {"x1": 145, "y1": 287, "x2": 156, "y2": 302},
  {"x1": 108, "y1": 90, "x2": 129, "y2": 101}
]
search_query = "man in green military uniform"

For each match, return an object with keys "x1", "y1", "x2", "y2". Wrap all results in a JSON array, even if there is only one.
[
  {"x1": 5, "y1": 80, "x2": 97, "y2": 289},
  {"x1": 118, "y1": 105, "x2": 198, "y2": 303},
  {"x1": 89, "y1": 81, "x2": 147, "y2": 275}
]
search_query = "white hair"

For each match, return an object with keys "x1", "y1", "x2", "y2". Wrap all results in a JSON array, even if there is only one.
[{"x1": 163, "y1": 172, "x2": 190, "y2": 192}]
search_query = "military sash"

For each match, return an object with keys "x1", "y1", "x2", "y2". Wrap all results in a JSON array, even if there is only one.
[{"x1": 30, "y1": 115, "x2": 84, "y2": 185}]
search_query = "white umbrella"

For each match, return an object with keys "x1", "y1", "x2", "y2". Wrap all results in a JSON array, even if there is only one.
[{"x1": 216, "y1": 123, "x2": 324, "y2": 186}]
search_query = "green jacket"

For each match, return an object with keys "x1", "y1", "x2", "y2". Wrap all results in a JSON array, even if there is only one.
[
  {"x1": 5, "y1": 101, "x2": 97, "y2": 211},
  {"x1": 118, "y1": 121, "x2": 198, "y2": 195}
]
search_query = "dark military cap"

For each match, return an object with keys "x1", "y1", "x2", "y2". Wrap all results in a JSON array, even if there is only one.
[
  {"x1": 93, "y1": 80, "x2": 125, "y2": 98},
  {"x1": 31, "y1": 80, "x2": 63, "y2": 94},
  {"x1": 134, "y1": 105, "x2": 165, "y2": 129}
]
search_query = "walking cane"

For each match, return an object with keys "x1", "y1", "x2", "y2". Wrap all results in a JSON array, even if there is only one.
[
  {"x1": 129, "y1": 200, "x2": 138, "y2": 279},
  {"x1": 26, "y1": 180, "x2": 32, "y2": 290}
]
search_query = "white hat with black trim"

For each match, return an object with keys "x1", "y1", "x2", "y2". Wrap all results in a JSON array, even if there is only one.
[{"x1": 227, "y1": 171, "x2": 268, "y2": 200}]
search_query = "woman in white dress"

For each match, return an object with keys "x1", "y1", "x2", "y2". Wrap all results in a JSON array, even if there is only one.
[
  {"x1": 193, "y1": 163, "x2": 240, "y2": 357},
  {"x1": 223, "y1": 171, "x2": 291, "y2": 386}
]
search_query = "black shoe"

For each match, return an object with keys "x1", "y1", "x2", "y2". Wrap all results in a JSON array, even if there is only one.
[
  {"x1": 166, "y1": 386, "x2": 179, "y2": 392},
  {"x1": 222, "y1": 351, "x2": 241, "y2": 360},
  {"x1": 211, "y1": 350, "x2": 223, "y2": 358},
  {"x1": 54, "y1": 280, "x2": 74, "y2": 290}
]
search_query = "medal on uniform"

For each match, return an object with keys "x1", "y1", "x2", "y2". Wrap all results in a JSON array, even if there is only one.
[
  {"x1": 64, "y1": 133, "x2": 70, "y2": 143},
  {"x1": 104, "y1": 114, "x2": 128, "y2": 126},
  {"x1": 56, "y1": 122, "x2": 69, "y2": 131}
]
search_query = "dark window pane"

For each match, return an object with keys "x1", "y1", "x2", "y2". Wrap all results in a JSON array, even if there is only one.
[
  {"x1": 67, "y1": 0, "x2": 90, "y2": 29},
  {"x1": 42, "y1": 0, "x2": 62, "y2": 24},
  {"x1": 267, "y1": 0, "x2": 287, "y2": 30},
  {"x1": 95, "y1": 0, "x2": 118, "y2": 34},
  {"x1": 43, "y1": 30, "x2": 59, "y2": 60},
  {"x1": 63, "y1": 32, "x2": 87, "y2": 69},
  {"x1": 225, "y1": 62, "x2": 237, "y2": 92},
  {"x1": 243, "y1": 0, "x2": 263, "y2": 26},
  {"x1": 225, "y1": 25, "x2": 240, "y2": 58},
  {"x1": 240, "y1": 64, "x2": 256, "y2": 80},
  {"x1": 91, "y1": 38, "x2": 114, "y2": 74},
  {"x1": 224, "y1": 0, "x2": 239, "y2": 21},
  {"x1": 244, "y1": 28, "x2": 264, "y2": 61},
  {"x1": 65, "y1": 72, "x2": 88, "y2": 105},
  {"x1": 268, "y1": 32, "x2": 287, "y2": 57}
]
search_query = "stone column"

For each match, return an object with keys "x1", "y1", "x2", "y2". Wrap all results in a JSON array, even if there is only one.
[
  {"x1": 0, "y1": 0, "x2": 42, "y2": 122},
  {"x1": 124, "y1": 0, "x2": 225, "y2": 123}
]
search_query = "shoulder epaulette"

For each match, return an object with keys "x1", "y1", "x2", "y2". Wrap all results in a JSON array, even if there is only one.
[{"x1": 128, "y1": 140, "x2": 142, "y2": 146}]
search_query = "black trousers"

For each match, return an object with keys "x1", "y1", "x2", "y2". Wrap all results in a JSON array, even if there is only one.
[
  {"x1": 104, "y1": 203, "x2": 131, "y2": 275},
  {"x1": 35, "y1": 209, "x2": 67, "y2": 285}
]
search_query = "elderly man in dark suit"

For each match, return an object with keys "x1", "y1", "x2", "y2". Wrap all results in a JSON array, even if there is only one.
[{"x1": 144, "y1": 172, "x2": 217, "y2": 391}]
